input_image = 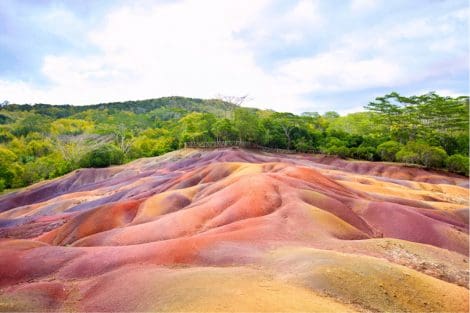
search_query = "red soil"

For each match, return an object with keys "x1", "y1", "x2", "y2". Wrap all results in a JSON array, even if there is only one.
[{"x1": 0, "y1": 148, "x2": 468, "y2": 312}]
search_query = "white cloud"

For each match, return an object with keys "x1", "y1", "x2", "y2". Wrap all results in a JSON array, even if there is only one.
[
  {"x1": 277, "y1": 51, "x2": 404, "y2": 92},
  {"x1": 285, "y1": 0, "x2": 323, "y2": 25},
  {"x1": 337, "y1": 105, "x2": 365, "y2": 116},
  {"x1": 413, "y1": 89, "x2": 463, "y2": 98},
  {"x1": 350, "y1": 0, "x2": 378, "y2": 13},
  {"x1": 0, "y1": 0, "x2": 315, "y2": 112},
  {"x1": 0, "y1": 0, "x2": 467, "y2": 114},
  {"x1": 280, "y1": 31, "x2": 304, "y2": 44}
]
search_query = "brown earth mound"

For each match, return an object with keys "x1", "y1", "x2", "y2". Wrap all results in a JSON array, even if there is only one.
[{"x1": 0, "y1": 148, "x2": 468, "y2": 312}]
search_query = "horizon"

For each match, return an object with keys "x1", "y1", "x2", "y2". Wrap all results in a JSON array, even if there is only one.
[
  {"x1": 2, "y1": 92, "x2": 468, "y2": 117},
  {"x1": 0, "y1": 0, "x2": 468, "y2": 114}
]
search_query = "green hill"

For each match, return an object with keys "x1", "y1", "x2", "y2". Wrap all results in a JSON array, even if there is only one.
[{"x1": 0, "y1": 93, "x2": 468, "y2": 191}]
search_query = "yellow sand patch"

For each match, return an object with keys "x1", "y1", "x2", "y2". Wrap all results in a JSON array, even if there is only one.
[
  {"x1": 265, "y1": 246, "x2": 469, "y2": 313},
  {"x1": 134, "y1": 185, "x2": 202, "y2": 223},
  {"x1": 81, "y1": 265, "x2": 359, "y2": 312}
]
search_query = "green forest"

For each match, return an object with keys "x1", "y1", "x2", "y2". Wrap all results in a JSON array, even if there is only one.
[{"x1": 0, "y1": 92, "x2": 468, "y2": 192}]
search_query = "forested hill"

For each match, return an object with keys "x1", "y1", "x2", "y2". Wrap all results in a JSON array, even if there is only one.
[
  {"x1": 0, "y1": 92, "x2": 468, "y2": 192},
  {"x1": 0, "y1": 96, "x2": 238, "y2": 118}
]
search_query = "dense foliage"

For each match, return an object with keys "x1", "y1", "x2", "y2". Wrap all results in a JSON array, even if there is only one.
[{"x1": 0, "y1": 93, "x2": 468, "y2": 191}]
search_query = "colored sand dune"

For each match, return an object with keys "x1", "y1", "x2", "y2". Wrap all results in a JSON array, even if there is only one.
[{"x1": 0, "y1": 148, "x2": 468, "y2": 312}]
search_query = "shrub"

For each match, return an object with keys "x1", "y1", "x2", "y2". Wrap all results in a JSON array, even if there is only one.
[
  {"x1": 396, "y1": 141, "x2": 448, "y2": 168},
  {"x1": 377, "y1": 140, "x2": 402, "y2": 162},
  {"x1": 0, "y1": 147, "x2": 18, "y2": 187},
  {"x1": 346, "y1": 135, "x2": 363, "y2": 148},
  {"x1": 421, "y1": 146, "x2": 448, "y2": 168},
  {"x1": 27, "y1": 140, "x2": 53, "y2": 157},
  {"x1": 396, "y1": 149, "x2": 420, "y2": 164},
  {"x1": 446, "y1": 154, "x2": 469, "y2": 176},
  {"x1": 295, "y1": 138, "x2": 312, "y2": 152},
  {"x1": 325, "y1": 145, "x2": 350, "y2": 158},
  {"x1": 325, "y1": 137, "x2": 347, "y2": 148},
  {"x1": 80, "y1": 144, "x2": 124, "y2": 168},
  {"x1": 351, "y1": 146, "x2": 377, "y2": 161},
  {"x1": 0, "y1": 129, "x2": 13, "y2": 143},
  {"x1": 0, "y1": 179, "x2": 5, "y2": 192}
]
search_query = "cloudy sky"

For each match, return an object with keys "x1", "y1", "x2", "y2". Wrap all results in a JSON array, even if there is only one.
[{"x1": 0, "y1": 0, "x2": 468, "y2": 114}]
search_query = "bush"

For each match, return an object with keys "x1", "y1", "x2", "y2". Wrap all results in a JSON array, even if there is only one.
[
  {"x1": 377, "y1": 140, "x2": 402, "y2": 162},
  {"x1": 0, "y1": 179, "x2": 5, "y2": 192},
  {"x1": 80, "y1": 144, "x2": 124, "y2": 168},
  {"x1": 456, "y1": 134, "x2": 469, "y2": 156},
  {"x1": 346, "y1": 135, "x2": 363, "y2": 148},
  {"x1": 27, "y1": 140, "x2": 53, "y2": 157},
  {"x1": 396, "y1": 141, "x2": 448, "y2": 168},
  {"x1": 351, "y1": 146, "x2": 377, "y2": 161},
  {"x1": 0, "y1": 147, "x2": 18, "y2": 187},
  {"x1": 396, "y1": 149, "x2": 420, "y2": 164},
  {"x1": 421, "y1": 146, "x2": 448, "y2": 168},
  {"x1": 0, "y1": 129, "x2": 13, "y2": 143},
  {"x1": 295, "y1": 138, "x2": 312, "y2": 152},
  {"x1": 325, "y1": 145, "x2": 350, "y2": 158},
  {"x1": 446, "y1": 154, "x2": 469, "y2": 176},
  {"x1": 325, "y1": 137, "x2": 347, "y2": 148},
  {"x1": 21, "y1": 161, "x2": 48, "y2": 186}
]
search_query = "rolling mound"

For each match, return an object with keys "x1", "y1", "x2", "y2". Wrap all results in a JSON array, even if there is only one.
[{"x1": 0, "y1": 148, "x2": 468, "y2": 312}]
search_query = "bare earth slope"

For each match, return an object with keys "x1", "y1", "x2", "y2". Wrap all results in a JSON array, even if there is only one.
[{"x1": 0, "y1": 148, "x2": 468, "y2": 312}]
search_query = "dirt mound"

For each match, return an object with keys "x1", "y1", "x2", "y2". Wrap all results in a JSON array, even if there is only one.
[{"x1": 0, "y1": 148, "x2": 468, "y2": 312}]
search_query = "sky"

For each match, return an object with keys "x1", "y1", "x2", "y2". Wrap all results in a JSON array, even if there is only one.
[{"x1": 0, "y1": 0, "x2": 468, "y2": 114}]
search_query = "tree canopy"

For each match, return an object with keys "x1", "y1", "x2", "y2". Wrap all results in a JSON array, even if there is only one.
[{"x1": 0, "y1": 93, "x2": 468, "y2": 191}]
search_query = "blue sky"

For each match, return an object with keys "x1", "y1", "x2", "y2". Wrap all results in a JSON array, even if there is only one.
[{"x1": 0, "y1": 0, "x2": 468, "y2": 114}]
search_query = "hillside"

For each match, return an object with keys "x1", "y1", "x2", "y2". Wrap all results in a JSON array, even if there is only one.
[
  {"x1": 0, "y1": 96, "x2": 239, "y2": 117},
  {"x1": 0, "y1": 93, "x2": 468, "y2": 194},
  {"x1": 0, "y1": 148, "x2": 468, "y2": 312}
]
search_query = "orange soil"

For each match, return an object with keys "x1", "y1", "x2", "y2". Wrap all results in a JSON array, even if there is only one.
[{"x1": 0, "y1": 148, "x2": 468, "y2": 312}]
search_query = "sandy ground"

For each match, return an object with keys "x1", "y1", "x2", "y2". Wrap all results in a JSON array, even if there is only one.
[{"x1": 0, "y1": 148, "x2": 468, "y2": 312}]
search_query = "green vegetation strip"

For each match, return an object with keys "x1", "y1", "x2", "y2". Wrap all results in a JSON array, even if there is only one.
[{"x1": 0, "y1": 93, "x2": 468, "y2": 192}]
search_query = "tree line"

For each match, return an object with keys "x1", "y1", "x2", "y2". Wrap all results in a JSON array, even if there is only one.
[{"x1": 0, "y1": 92, "x2": 468, "y2": 192}]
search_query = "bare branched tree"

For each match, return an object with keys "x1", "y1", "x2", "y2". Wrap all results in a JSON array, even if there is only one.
[
  {"x1": 215, "y1": 94, "x2": 253, "y2": 119},
  {"x1": 113, "y1": 124, "x2": 135, "y2": 156},
  {"x1": 54, "y1": 134, "x2": 113, "y2": 164},
  {"x1": 215, "y1": 94, "x2": 252, "y2": 106}
]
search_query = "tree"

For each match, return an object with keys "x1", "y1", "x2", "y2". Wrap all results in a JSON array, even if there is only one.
[
  {"x1": 0, "y1": 147, "x2": 18, "y2": 187},
  {"x1": 395, "y1": 141, "x2": 447, "y2": 168},
  {"x1": 51, "y1": 118, "x2": 93, "y2": 135},
  {"x1": 270, "y1": 112, "x2": 300, "y2": 150},
  {"x1": 351, "y1": 146, "x2": 377, "y2": 161},
  {"x1": 421, "y1": 146, "x2": 448, "y2": 168},
  {"x1": 301, "y1": 112, "x2": 320, "y2": 119},
  {"x1": 365, "y1": 92, "x2": 469, "y2": 143},
  {"x1": 216, "y1": 94, "x2": 250, "y2": 106},
  {"x1": 327, "y1": 112, "x2": 384, "y2": 136},
  {"x1": 446, "y1": 154, "x2": 469, "y2": 176},
  {"x1": 0, "y1": 129, "x2": 13, "y2": 143},
  {"x1": 113, "y1": 124, "x2": 135, "y2": 156},
  {"x1": 0, "y1": 93, "x2": 467, "y2": 190},
  {"x1": 294, "y1": 138, "x2": 312, "y2": 152},
  {"x1": 396, "y1": 149, "x2": 420, "y2": 165},
  {"x1": 365, "y1": 93, "x2": 402, "y2": 133},
  {"x1": 12, "y1": 114, "x2": 51, "y2": 136},
  {"x1": 211, "y1": 118, "x2": 236, "y2": 142},
  {"x1": 177, "y1": 112, "x2": 216, "y2": 145},
  {"x1": 79, "y1": 144, "x2": 124, "y2": 168},
  {"x1": 27, "y1": 139, "x2": 53, "y2": 157},
  {"x1": 376, "y1": 141, "x2": 403, "y2": 162},
  {"x1": 325, "y1": 146, "x2": 350, "y2": 158},
  {"x1": 233, "y1": 108, "x2": 261, "y2": 142},
  {"x1": 55, "y1": 134, "x2": 112, "y2": 166},
  {"x1": 130, "y1": 135, "x2": 175, "y2": 158}
]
